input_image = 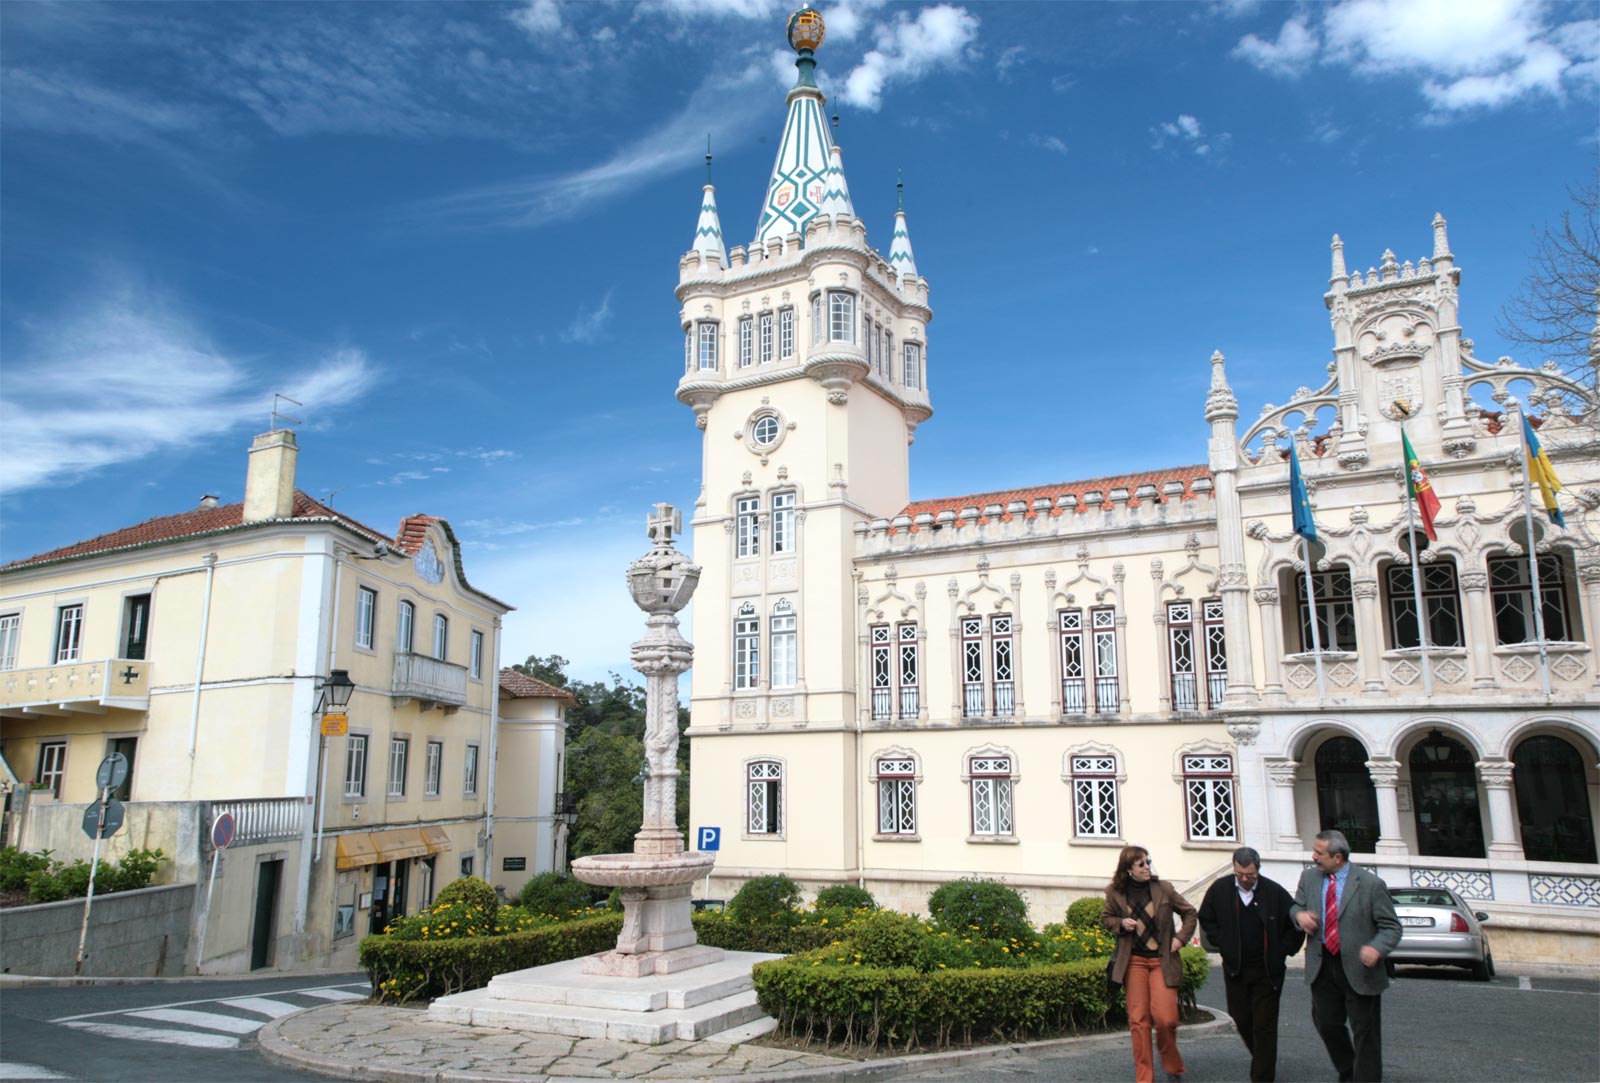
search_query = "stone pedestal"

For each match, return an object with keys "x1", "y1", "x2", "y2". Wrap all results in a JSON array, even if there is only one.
[{"x1": 568, "y1": 850, "x2": 720, "y2": 976}]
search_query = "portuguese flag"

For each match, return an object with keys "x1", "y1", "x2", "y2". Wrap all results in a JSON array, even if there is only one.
[{"x1": 1402, "y1": 428, "x2": 1442, "y2": 541}]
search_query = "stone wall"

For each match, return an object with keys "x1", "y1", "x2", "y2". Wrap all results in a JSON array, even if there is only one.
[{"x1": 0, "y1": 882, "x2": 195, "y2": 977}]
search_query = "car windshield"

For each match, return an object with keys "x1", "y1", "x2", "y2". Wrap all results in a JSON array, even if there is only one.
[{"x1": 1391, "y1": 889, "x2": 1455, "y2": 907}]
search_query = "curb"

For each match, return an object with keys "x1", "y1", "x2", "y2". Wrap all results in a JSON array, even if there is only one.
[
  {"x1": 257, "y1": 1005, "x2": 1233, "y2": 1083},
  {"x1": 0, "y1": 967, "x2": 361, "y2": 989}
]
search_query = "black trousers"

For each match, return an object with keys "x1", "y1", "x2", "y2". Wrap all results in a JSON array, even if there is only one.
[
  {"x1": 1311, "y1": 952, "x2": 1383, "y2": 1083},
  {"x1": 1224, "y1": 960, "x2": 1282, "y2": 1082}
]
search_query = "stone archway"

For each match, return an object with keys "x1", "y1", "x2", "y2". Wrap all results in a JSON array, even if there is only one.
[
  {"x1": 1409, "y1": 728, "x2": 1486, "y2": 859},
  {"x1": 1314, "y1": 735, "x2": 1381, "y2": 854},
  {"x1": 1513, "y1": 733, "x2": 1598, "y2": 864}
]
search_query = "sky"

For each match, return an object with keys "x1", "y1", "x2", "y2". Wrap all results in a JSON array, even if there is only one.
[{"x1": 2, "y1": 0, "x2": 1596, "y2": 684}]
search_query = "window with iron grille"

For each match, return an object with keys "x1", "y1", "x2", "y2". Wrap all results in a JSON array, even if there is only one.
[
  {"x1": 779, "y1": 308, "x2": 795, "y2": 357},
  {"x1": 1295, "y1": 567, "x2": 1357, "y2": 651},
  {"x1": 1071, "y1": 755, "x2": 1120, "y2": 838},
  {"x1": 772, "y1": 491, "x2": 796, "y2": 554},
  {"x1": 397, "y1": 600, "x2": 415, "y2": 653},
  {"x1": 735, "y1": 495, "x2": 760, "y2": 558},
  {"x1": 760, "y1": 312, "x2": 775, "y2": 363},
  {"x1": 991, "y1": 614, "x2": 1014, "y2": 716},
  {"x1": 1488, "y1": 554, "x2": 1573, "y2": 644},
  {"x1": 55, "y1": 604, "x2": 83, "y2": 664},
  {"x1": 1092, "y1": 607, "x2": 1119, "y2": 713},
  {"x1": 356, "y1": 587, "x2": 377, "y2": 650},
  {"x1": 747, "y1": 760, "x2": 782, "y2": 834},
  {"x1": 961, "y1": 616, "x2": 985, "y2": 717},
  {"x1": 734, "y1": 607, "x2": 760, "y2": 690},
  {"x1": 463, "y1": 743, "x2": 479, "y2": 795},
  {"x1": 828, "y1": 291, "x2": 855, "y2": 343},
  {"x1": 770, "y1": 600, "x2": 796, "y2": 689},
  {"x1": 870, "y1": 625, "x2": 893, "y2": 720},
  {"x1": 1385, "y1": 560, "x2": 1463, "y2": 648},
  {"x1": 902, "y1": 343, "x2": 922, "y2": 390},
  {"x1": 1059, "y1": 609, "x2": 1087, "y2": 713},
  {"x1": 425, "y1": 741, "x2": 443, "y2": 797},
  {"x1": 1167, "y1": 601, "x2": 1200, "y2": 711},
  {"x1": 698, "y1": 321, "x2": 719, "y2": 370},
  {"x1": 35, "y1": 741, "x2": 67, "y2": 798},
  {"x1": 898, "y1": 623, "x2": 920, "y2": 719},
  {"x1": 876, "y1": 757, "x2": 917, "y2": 834},
  {"x1": 738, "y1": 316, "x2": 754, "y2": 368},
  {"x1": 969, "y1": 755, "x2": 1014, "y2": 836},
  {"x1": 344, "y1": 735, "x2": 368, "y2": 798},
  {"x1": 0, "y1": 613, "x2": 20, "y2": 670},
  {"x1": 470, "y1": 630, "x2": 484, "y2": 678},
  {"x1": 1202, "y1": 599, "x2": 1228, "y2": 706},
  {"x1": 388, "y1": 737, "x2": 410, "y2": 798},
  {"x1": 1183, "y1": 754, "x2": 1237, "y2": 841}
]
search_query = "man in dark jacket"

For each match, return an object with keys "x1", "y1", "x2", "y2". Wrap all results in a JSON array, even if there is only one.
[{"x1": 1198, "y1": 846, "x2": 1306, "y2": 1082}]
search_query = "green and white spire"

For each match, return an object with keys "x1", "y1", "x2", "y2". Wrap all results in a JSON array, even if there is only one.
[
  {"x1": 755, "y1": 6, "x2": 842, "y2": 247},
  {"x1": 691, "y1": 183, "x2": 727, "y2": 267},
  {"x1": 816, "y1": 142, "x2": 854, "y2": 219},
  {"x1": 888, "y1": 179, "x2": 918, "y2": 279}
]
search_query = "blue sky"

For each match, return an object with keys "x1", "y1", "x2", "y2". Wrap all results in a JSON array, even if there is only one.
[{"x1": 2, "y1": 0, "x2": 1596, "y2": 682}]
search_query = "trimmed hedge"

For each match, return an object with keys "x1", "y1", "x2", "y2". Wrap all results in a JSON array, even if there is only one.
[
  {"x1": 692, "y1": 912, "x2": 839, "y2": 954},
  {"x1": 728, "y1": 874, "x2": 803, "y2": 926},
  {"x1": 927, "y1": 878, "x2": 1032, "y2": 944},
  {"x1": 517, "y1": 871, "x2": 598, "y2": 917},
  {"x1": 1065, "y1": 895, "x2": 1105, "y2": 930},
  {"x1": 813, "y1": 884, "x2": 877, "y2": 912}
]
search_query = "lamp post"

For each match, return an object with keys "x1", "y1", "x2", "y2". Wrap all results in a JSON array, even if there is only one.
[{"x1": 314, "y1": 669, "x2": 356, "y2": 861}]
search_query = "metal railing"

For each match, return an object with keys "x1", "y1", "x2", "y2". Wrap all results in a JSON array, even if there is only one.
[
  {"x1": 963, "y1": 683, "x2": 985, "y2": 718},
  {"x1": 392, "y1": 652, "x2": 469, "y2": 707},
  {"x1": 993, "y1": 681, "x2": 1015, "y2": 716},
  {"x1": 899, "y1": 687, "x2": 919, "y2": 720},
  {"x1": 871, "y1": 687, "x2": 893, "y2": 721},
  {"x1": 204, "y1": 796, "x2": 310, "y2": 846},
  {"x1": 1062, "y1": 678, "x2": 1087, "y2": 714},
  {"x1": 1207, "y1": 672, "x2": 1229, "y2": 706},
  {"x1": 1094, "y1": 676, "x2": 1120, "y2": 714},
  {"x1": 1172, "y1": 673, "x2": 1200, "y2": 712}
]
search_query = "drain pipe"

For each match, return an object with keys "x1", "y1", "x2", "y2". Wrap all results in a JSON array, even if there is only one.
[
  {"x1": 315, "y1": 555, "x2": 346, "y2": 863},
  {"x1": 483, "y1": 616, "x2": 503, "y2": 879},
  {"x1": 187, "y1": 554, "x2": 219, "y2": 762}
]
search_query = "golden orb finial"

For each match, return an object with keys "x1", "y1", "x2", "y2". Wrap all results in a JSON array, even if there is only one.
[{"x1": 787, "y1": 6, "x2": 825, "y2": 53}]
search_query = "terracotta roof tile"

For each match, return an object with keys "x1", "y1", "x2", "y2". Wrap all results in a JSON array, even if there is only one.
[
  {"x1": 897, "y1": 464, "x2": 1212, "y2": 530},
  {"x1": 395, "y1": 514, "x2": 441, "y2": 556},
  {"x1": 499, "y1": 669, "x2": 577, "y2": 702}
]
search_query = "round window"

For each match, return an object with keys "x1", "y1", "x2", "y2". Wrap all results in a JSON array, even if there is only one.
[{"x1": 752, "y1": 415, "x2": 780, "y2": 446}]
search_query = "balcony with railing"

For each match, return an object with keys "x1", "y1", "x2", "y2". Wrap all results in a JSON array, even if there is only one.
[
  {"x1": 1062, "y1": 677, "x2": 1087, "y2": 714},
  {"x1": 392, "y1": 652, "x2": 468, "y2": 711},
  {"x1": 202, "y1": 796, "x2": 310, "y2": 847},
  {"x1": 871, "y1": 687, "x2": 892, "y2": 721},
  {"x1": 1095, "y1": 676, "x2": 1121, "y2": 714},
  {"x1": 992, "y1": 681, "x2": 1015, "y2": 717},
  {"x1": 899, "y1": 687, "x2": 919, "y2": 720},
  {"x1": 963, "y1": 682, "x2": 985, "y2": 719},
  {"x1": 0, "y1": 658, "x2": 151, "y2": 718}
]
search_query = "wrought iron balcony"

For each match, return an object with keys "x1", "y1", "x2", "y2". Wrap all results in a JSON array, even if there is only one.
[
  {"x1": 391, "y1": 652, "x2": 468, "y2": 711},
  {"x1": 0, "y1": 658, "x2": 151, "y2": 718}
]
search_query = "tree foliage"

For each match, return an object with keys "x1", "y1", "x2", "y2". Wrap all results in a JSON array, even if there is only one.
[{"x1": 1500, "y1": 178, "x2": 1600, "y2": 394}]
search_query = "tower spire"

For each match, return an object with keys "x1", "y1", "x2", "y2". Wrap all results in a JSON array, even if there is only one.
[
  {"x1": 888, "y1": 177, "x2": 918, "y2": 280},
  {"x1": 755, "y1": 6, "x2": 837, "y2": 246},
  {"x1": 690, "y1": 173, "x2": 727, "y2": 269}
]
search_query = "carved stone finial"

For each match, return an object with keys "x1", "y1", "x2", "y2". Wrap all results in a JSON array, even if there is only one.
[
  {"x1": 1205, "y1": 349, "x2": 1238, "y2": 423},
  {"x1": 1432, "y1": 212, "x2": 1450, "y2": 259},
  {"x1": 646, "y1": 503, "x2": 681, "y2": 548},
  {"x1": 1330, "y1": 234, "x2": 1347, "y2": 280}
]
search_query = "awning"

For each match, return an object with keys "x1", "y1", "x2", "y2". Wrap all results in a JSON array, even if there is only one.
[{"x1": 335, "y1": 826, "x2": 454, "y2": 870}]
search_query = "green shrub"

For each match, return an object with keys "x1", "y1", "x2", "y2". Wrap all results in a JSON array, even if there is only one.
[
  {"x1": 1038, "y1": 921, "x2": 1117, "y2": 962},
  {"x1": 0, "y1": 847, "x2": 52, "y2": 892},
  {"x1": 433, "y1": 875, "x2": 498, "y2": 919},
  {"x1": 1065, "y1": 896, "x2": 1105, "y2": 931},
  {"x1": 728, "y1": 874, "x2": 803, "y2": 926},
  {"x1": 927, "y1": 879, "x2": 1032, "y2": 943},
  {"x1": 813, "y1": 884, "x2": 876, "y2": 912},
  {"x1": 516, "y1": 871, "x2": 596, "y2": 918},
  {"x1": 24, "y1": 866, "x2": 72, "y2": 903},
  {"x1": 847, "y1": 909, "x2": 922, "y2": 968},
  {"x1": 692, "y1": 912, "x2": 838, "y2": 954},
  {"x1": 105, "y1": 848, "x2": 164, "y2": 893},
  {"x1": 382, "y1": 900, "x2": 544, "y2": 941}
]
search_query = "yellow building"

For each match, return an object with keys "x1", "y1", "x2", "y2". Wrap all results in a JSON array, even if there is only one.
[{"x1": 0, "y1": 429, "x2": 561, "y2": 972}]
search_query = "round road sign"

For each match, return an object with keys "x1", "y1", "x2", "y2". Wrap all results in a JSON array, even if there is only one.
[
  {"x1": 211, "y1": 812, "x2": 237, "y2": 850},
  {"x1": 81, "y1": 799, "x2": 126, "y2": 840},
  {"x1": 95, "y1": 752, "x2": 129, "y2": 792}
]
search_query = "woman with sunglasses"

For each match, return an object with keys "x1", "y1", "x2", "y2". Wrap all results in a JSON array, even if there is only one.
[{"x1": 1104, "y1": 845, "x2": 1198, "y2": 1082}]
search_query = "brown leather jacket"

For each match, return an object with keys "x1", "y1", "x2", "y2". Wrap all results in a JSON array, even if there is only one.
[{"x1": 1103, "y1": 878, "x2": 1198, "y2": 989}]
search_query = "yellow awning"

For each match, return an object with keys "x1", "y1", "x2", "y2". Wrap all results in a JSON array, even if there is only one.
[
  {"x1": 335, "y1": 826, "x2": 453, "y2": 870},
  {"x1": 421, "y1": 825, "x2": 452, "y2": 854}
]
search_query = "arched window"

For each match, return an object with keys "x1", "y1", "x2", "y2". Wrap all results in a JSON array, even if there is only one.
[
  {"x1": 1408, "y1": 729, "x2": 1485, "y2": 859},
  {"x1": 1513, "y1": 735, "x2": 1598, "y2": 864},
  {"x1": 1315, "y1": 736, "x2": 1380, "y2": 854}
]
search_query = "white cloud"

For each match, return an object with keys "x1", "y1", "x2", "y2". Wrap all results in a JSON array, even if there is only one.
[
  {"x1": 821, "y1": 0, "x2": 890, "y2": 43},
  {"x1": 641, "y1": 0, "x2": 785, "y2": 18},
  {"x1": 1028, "y1": 132, "x2": 1068, "y2": 155},
  {"x1": 839, "y1": 4, "x2": 980, "y2": 111},
  {"x1": 995, "y1": 44, "x2": 1026, "y2": 81},
  {"x1": 1232, "y1": 15, "x2": 1319, "y2": 77},
  {"x1": 511, "y1": 0, "x2": 563, "y2": 37},
  {"x1": 1151, "y1": 113, "x2": 1228, "y2": 158},
  {"x1": 561, "y1": 290, "x2": 615, "y2": 344},
  {"x1": 0, "y1": 285, "x2": 375, "y2": 495}
]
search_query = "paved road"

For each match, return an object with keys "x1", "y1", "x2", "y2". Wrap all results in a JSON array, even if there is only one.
[
  {"x1": 0, "y1": 973, "x2": 367, "y2": 1081},
  {"x1": 894, "y1": 963, "x2": 1600, "y2": 1082}
]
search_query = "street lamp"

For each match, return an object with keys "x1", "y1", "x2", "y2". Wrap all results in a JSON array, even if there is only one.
[
  {"x1": 315, "y1": 669, "x2": 355, "y2": 715},
  {"x1": 312, "y1": 669, "x2": 356, "y2": 864}
]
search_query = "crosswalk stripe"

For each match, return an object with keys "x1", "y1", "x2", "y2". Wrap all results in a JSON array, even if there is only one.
[
  {"x1": 216, "y1": 997, "x2": 303, "y2": 1019},
  {"x1": 0, "y1": 1064, "x2": 74, "y2": 1080},
  {"x1": 298, "y1": 988, "x2": 365, "y2": 1001},
  {"x1": 60, "y1": 1022, "x2": 239, "y2": 1050},
  {"x1": 126, "y1": 1008, "x2": 264, "y2": 1034}
]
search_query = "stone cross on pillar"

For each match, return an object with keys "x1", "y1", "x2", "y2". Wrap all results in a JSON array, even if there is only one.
[{"x1": 647, "y1": 502, "x2": 681, "y2": 549}]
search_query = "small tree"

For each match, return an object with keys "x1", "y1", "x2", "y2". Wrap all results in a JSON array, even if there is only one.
[{"x1": 1500, "y1": 178, "x2": 1600, "y2": 399}]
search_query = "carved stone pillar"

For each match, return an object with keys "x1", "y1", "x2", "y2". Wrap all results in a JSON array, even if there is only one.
[
  {"x1": 1255, "y1": 587, "x2": 1286, "y2": 700},
  {"x1": 1579, "y1": 561, "x2": 1600, "y2": 688},
  {"x1": 1009, "y1": 573, "x2": 1026, "y2": 717},
  {"x1": 1459, "y1": 569, "x2": 1497, "y2": 690},
  {"x1": 1365, "y1": 758, "x2": 1409, "y2": 855},
  {"x1": 1266, "y1": 758, "x2": 1302, "y2": 851},
  {"x1": 1352, "y1": 577, "x2": 1385, "y2": 693},
  {"x1": 1477, "y1": 759, "x2": 1525, "y2": 859},
  {"x1": 1153, "y1": 608, "x2": 1171, "y2": 714}
]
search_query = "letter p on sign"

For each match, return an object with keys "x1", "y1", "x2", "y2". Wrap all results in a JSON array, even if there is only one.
[{"x1": 697, "y1": 826, "x2": 721, "y2": 851}]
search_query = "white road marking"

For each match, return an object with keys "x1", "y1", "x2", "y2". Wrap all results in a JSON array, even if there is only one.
[
  {"x1": 127, "y1": 1008, "x2": 264, "y2": 1034},
  {"x1": 60, "y1": 1022, "x2": 239, "y2": 1050},
  {"x1": 1519, "y1": 975, "x2": 1533, "y2": 990},
  {"x1": 217, "y1": 996, "x2": 302, "y2": 1019},
  {"x1": 297, "y1": 987, "x2": 365, "y2": 1001},
  {"x1": 0, "y1": 1064, "x2": 74, "y2": 1080},
  {"x1": 48, "y1": 980, "x2": 367, "y2": 1024}
]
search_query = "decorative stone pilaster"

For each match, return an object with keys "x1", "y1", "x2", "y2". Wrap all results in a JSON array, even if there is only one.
[
  {"x1": 1477, "y1": 759, "x2": 1526, "y2": 860},
  {"x1": 1579, "y1": 561, "x2": 1600, "y2": 688},
  {"x1": 1364, "y1": 758, "x2": 1409, "y2": 855},
  {"x1": 1458, "y1": 569, "x2": 1498, "y2": 690},
  {"x1": 1265, "y1": 758, "x2": 1302, "y2": 851},
  {"x1": 1255, "y1": 587, "x2": 1286, "y2": 700},
  {"x1": 1351, "y1": 578, "x2": 1385, "y2": 693}
]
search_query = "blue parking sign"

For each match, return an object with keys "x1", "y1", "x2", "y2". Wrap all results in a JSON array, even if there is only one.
[{"x1": 696, "y1": 826, "x2": 721, "y2": 851}]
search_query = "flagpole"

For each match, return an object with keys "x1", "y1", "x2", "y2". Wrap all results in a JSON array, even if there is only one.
[
  {"x1": 1400, "y1": 426, "x2": 1434, "y2": 697},
  {"x1": 1515, "y1": 402, "x2": 1553, "y2": 696},
  {"x1": 1301, "y1": 535, "x2": 1327, "y2": 700}
]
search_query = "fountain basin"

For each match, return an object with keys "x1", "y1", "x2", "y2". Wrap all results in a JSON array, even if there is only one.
[{"x1": 570, "y1": 851, "x2": 715, "y2": 889}]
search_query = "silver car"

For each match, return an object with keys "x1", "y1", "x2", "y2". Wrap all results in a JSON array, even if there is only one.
[{"x1": 1386, "y1": 885, "x2": 1494, "y2": 980}]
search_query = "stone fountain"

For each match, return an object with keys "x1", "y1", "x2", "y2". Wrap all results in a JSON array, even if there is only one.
[{"x1": 429, "y1": 505, "x2": 776, "y2": 1043}]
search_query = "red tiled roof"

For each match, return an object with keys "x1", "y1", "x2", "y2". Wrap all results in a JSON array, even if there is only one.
[
  {"x1": 2, "y1": 491, "x2": 391, "y2": 572},
  {"x1": 395, "y1": 513, "x2": 440, "y2": 556},
  {"x1": 499, "y1": 669, "x2": 577, "y2": 702},
  {"x1": 898, "y1": 464, "x2": 1212, "y2": 528}
]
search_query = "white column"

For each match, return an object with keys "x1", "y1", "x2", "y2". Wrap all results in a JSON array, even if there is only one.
[
  {"x1": 1352, "y1": 577, "x2": 1385, "y2": 693},
  {"x1": 1365, "y1": 758, "x2": 1409, "y2": 855},
  {"x1": 1477, "y1": 760, "x2": 1525, "y2": 860},
  {"x1": 1578, "y1": 561, "x2": 1600, "y2": 689},
  {"x1": 1266, "y1": 758, "x2": 1302, "y2": 851},
  {"x1": 1255, "y1": 587, "x2": 1286, "y2": 700},
  {"x1": 1458, "y1": 569, "x2": 1497, "y2": 691}
]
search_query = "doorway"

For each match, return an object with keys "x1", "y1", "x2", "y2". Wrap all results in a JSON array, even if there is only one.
[{"x1": 250, "y1": 859, "x2": 282, "y2": 970}]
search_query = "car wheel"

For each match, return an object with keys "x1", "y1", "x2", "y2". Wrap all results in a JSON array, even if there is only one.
[{"x1": 1470, "y1": 952, "x2": 1492, "y2": 982}]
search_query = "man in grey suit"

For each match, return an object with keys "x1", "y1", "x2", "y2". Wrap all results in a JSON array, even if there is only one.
[{"x1": 1290, "y1": 829, "x2": 1402, "y2": 1083}]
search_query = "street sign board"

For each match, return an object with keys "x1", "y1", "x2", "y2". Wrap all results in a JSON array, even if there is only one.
[
  {"x1": 321, "y1": 712, "x2": 349, "y2": 737},
  {"x1": 95, "y1": 752, "x2": 129, "y2": 792},
  {"x1": 81, "y1": 799, "x2": 125, "y2": 840},
  {"x1": 696, "y1": 826, "x2": 721, "y2": 852},
  {"x1": 212, "y1": 811, "x2": 237, "y2": 850}
]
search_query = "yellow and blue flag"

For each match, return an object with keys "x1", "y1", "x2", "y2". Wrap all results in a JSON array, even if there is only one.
[
  {"x1": 1522, "y1": 415, "x2": 1565, "y2": 528},
  {"x1": 1289, "y1": 444, "x2": 1318, "y2": 545}
]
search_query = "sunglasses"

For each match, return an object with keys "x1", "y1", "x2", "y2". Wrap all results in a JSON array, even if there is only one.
[{"x1": 1132, "y1": 858, "x2": 1151, "y2": 867}]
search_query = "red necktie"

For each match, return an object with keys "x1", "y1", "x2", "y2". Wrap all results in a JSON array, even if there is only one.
[{"x1": 1324, "y1": 877, "x2": 1341, "y2": 955}]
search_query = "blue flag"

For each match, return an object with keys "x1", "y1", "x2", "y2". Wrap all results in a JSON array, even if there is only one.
[{"x1": 1289, "y1": 444, "x2": 1318, "y2": 545}]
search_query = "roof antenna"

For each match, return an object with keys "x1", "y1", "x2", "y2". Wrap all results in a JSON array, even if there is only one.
[
  {"x1": 323, "y1": 485, "x2": 347, "y2": 507},
  {"x1": 897, "y1": 170, "x2": 904, "y2": 210},
  {"x1": 271, "y1": 393, "x2": 303, "y2": 432},
  {"x1": 705, "y1": 134, "x2": 713, "y2": 184}
]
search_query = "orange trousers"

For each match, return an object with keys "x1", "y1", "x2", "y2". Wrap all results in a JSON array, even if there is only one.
[{"x1": 1125, "y1": 954, "x2": 1184, "y2": 1082}]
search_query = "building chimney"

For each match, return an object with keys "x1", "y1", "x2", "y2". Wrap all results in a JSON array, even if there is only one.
[
  {"x1": 199, "y1": 494, "x2": 220, "y2": 509},
  {"x1": 243, "y1": 430, "x2": 298, "y2": 522}
]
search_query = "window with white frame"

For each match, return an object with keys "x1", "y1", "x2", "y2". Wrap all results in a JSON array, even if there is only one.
[
  {"x1": 876, "y1": 756, "x2": 917, "y2": 835},
  {"x1": 991, "y1": 614, "x2": 1014, "y2": 716},
  {"x1": 398, "y1": 600, "x2": 415, "y2": 653},
  {"x1": 747, "y1": 760, "x2": 782, "y2": 834},
  {"x1": 433, "y1": 614, "x2": 448, "y2": 660},
  {"x1": 388, "y1": 737, "x2": 409, "y2": 798},
  {"x1": 868, "y1": 622, "x2": 921, "y2": 721},
  {"x1": 356, "y1": 587, "x2": 377, "y2": 650},
  {"x1": 735, "y1": 495, "x2": 760, "y2": 557},
  {"x1": 961, "y1": 616, "x2": 985, "y2": 717},
  {"x1": 739, "y1": 316, "x2": 754, "y2": 368},
  {"x1": 759, "y1": 312, "x2": 774, "y2": 363},
  {"x1": 55, "y1": 604, "x2": 83, "y2": 664},
  {"x1": 968, "y1": 754, "x2": 1014, "y2": 836},
  {"x1": 1182, "y1": 753, "x2": 1237, "y2": 841},
  {"x1": 1167, "y1": 600, "x2": 1200, "y2": 711},
  {"x1": 35, "y1": 741, "x2": 67, "y2": 798},
  {"x1": 902, "y1": 342, "x2": 922, "y2": 390},
  {"x1": 1070, "y1": 753, "x2": 1120, "y2": 839},
  {"x1": 734, "y1": 605, "x2": 760, "y2": 690},
  {"x1": 1202, "y1": 599, "x2": 1228, "y2": 706},
  {"x1": 898, "y1": 622, "x2": 920, "y2": 719},
  {"x1": 425, "y1": 740, "x2": 443, "y2": 797},
  {"x1": 1059, "y1": 608, "x2": 1087, "y2": 713},
  {"x1": 464, "y1": 743, "x2": 480, "y2": 795},
  {"x1": 827, "y1": 290, "x2": 855, "y2": 343},
  {"x1": 771, "y1": 491, "x2": 796, "y2": 554},
  {"x1": 1295, "y1": 567, "x2": 1357, "y2": 651},
  {"x1": 697, "y1": 321, "x2": 719, "y2": 370},
  {"x1": 0, "y1": 613, "x2": 19, "y2": 670},
  {"x1": 810, "y1": 294, "x2": 822, "y2": 346},
  {"x1": 1488, "y1": 554, "x2": 1574, "y2": 644},
  {"x1": 870, "y1": 625, "x2": 893, "y2": 721},
  {"x1": 779, "y1": 307, "x2": 795, "y2": 358},
  {"x1": 470, "y1": 630, "x2": 484, "y2": 678},
  {"x1": 1091, "y1": 606, "x2": 1120, "y2": 713},
  {"x1": 1385, "y1": 560, "x2": 1463, "y2": 648},
  {"x1": 769, "y1": 600, "x2": 796, "y2": 688},
  {"x1": 344, "y1": 735, "x2": 368, "y2": 798}
]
